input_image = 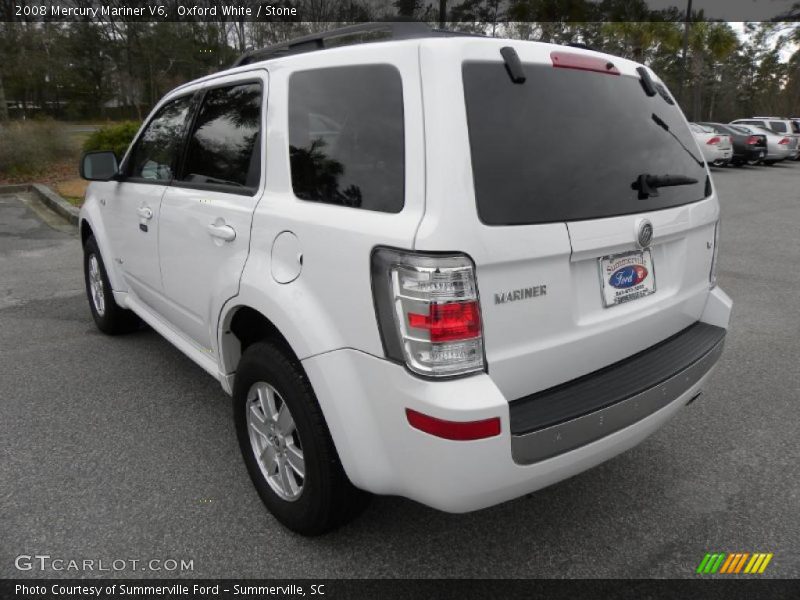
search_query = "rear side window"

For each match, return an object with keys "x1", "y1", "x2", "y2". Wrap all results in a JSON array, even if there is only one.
[
  {"x1": 769, "y1": 121, "x2": 787, "y2": 133},
  {"x1": 126, "y1": 96, "x2": 192, "y2": 182},
  {"x1": 179, "y1": 82, "x2": 262, "y2": 193},
  {"x1": 288, "y1": 65, "x2": 405, "y2": 213},
  {"x1": 463, "y1": 61, "x2": 708, "y2": 225}
]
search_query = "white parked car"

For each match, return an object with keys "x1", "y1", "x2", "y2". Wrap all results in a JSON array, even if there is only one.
[
  {"x1": 729, "y1": 124, "x2": 792, "y2": 165},
  {"x1": 78, "y1": 23, "x2": 731, "y2": 534},
  {"x1": 689, "y1": 123, "x2": 733, "y2": 166}
]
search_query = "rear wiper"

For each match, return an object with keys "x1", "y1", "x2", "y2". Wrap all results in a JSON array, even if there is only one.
[
  {"x1": 651, "y1": 113, "x2": 704, "y2": 167},
  {"x1": 632, "y1": 173, "x2": 698, "y2": 200}
]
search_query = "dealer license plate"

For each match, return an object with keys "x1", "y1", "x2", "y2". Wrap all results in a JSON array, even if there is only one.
[{"x1": 598, "y1": 250, "x2": 656, "y2": 307}]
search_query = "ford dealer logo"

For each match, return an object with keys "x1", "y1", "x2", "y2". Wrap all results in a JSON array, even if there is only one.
[{"x1": 609, "y1": 265, "x2": 648, "y2": 289}]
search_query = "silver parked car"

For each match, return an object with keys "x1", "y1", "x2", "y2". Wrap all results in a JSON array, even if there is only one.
[{"x1": 731, "y1": 117, "x2": 800, "y2": 160}]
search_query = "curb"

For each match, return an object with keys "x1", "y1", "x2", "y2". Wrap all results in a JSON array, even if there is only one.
[{"x1": 0, "y1": 183, "x2": 80, "y2": 226}]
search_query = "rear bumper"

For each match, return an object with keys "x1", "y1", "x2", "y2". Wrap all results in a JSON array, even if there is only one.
[
  {"x1": 509, "y1": 322, "x2": 725, "y2": 463},
  {"x1": 736, "y1": 147, "x2": 765, "y2": 162},
  {"x1": 302, "y1": 287, "x2": 732, "y2": 513}
]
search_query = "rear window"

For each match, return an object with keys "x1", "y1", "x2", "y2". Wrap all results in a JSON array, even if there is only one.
[
  {"x1": 288, "y1": 65, "x2": 404, "y2": 213},
  {"x1": 769, "y1": 121, "x2": 787, "y2": 133},
  {"x1": 463, "y1": 61, "x2": 708, "y2": 225}
]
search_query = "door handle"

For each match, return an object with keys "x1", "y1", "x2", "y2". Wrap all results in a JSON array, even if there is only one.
[
  {"x1": 207, "y1": 222, "x2": 236, "y2": 242},
  {"x1": 137, "y1": 206, "x2": 154, "y2": 220}
]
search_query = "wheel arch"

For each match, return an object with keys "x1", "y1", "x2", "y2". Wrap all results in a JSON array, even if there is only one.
[
  {"x1": 218, "y1": 304, "x2": 302, "y2": 378},
  {"x1": 78, "y1": 204, "x2": 127, "y2": 292},
  {"x1": 80, "y1": 218, "x2": 94, "y2": 246}
]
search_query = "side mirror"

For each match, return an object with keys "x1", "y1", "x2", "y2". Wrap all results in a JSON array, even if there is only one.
[{"x1": 80, "y1": 151, "x2": 119, "y2": 181}]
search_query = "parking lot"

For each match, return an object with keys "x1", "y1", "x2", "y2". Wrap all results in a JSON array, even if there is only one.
[{"x1": 1, "y1": 161, "x2": 799, "y2": 579}]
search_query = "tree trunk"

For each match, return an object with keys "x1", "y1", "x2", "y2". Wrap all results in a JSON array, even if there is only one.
[
  {"x1": 691, "y1": 52, "x2": 703, "y2": 121},
  {"x1": 0, "y1": 73, "x2": 9, "y2": 121}
]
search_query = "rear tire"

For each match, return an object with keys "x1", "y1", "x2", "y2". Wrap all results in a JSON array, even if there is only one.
[
  {"x1": 233, "y1": 341, "x2": 370, "y2": 535},
  {"x1": 83, "y1": 236, "x2": 140, "y2": 335}
]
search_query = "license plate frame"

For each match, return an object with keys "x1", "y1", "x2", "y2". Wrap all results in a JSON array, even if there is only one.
[{"x1": 598, "y1": 249, "x2": 657, "y2": 307}]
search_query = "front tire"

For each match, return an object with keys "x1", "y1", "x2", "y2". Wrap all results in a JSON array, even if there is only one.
[
  {"x1": 83, "y1": 236, "x2": 140, "y2": 334},
  {"x1": 233, "y1": 341, "x2": 370, "y2": 535}
]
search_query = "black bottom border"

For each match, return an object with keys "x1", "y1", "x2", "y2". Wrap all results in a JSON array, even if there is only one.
[{"x1": 3, "y1": 579, "x2": 800, "y2": 600}]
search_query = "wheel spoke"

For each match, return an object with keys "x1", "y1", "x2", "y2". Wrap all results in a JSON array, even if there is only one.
[
  {"x1": 286, "y1": 445, "x2": 305, "y2": 478},
  {"x1": 257, "y1": 385, "x2": 279, "y2": 422},
  {"x1": 260, "y1": 444, "x2": 278, "y2": 472},
  {"x1": 277, "y1": 457, "x2": 298, "y2": 496},
  {"x1": 249, "y1": 404, "x2": 270, "y2": 440},
  {"x1": 276, "y1": 402, "x2": 294, "y2": 435}
]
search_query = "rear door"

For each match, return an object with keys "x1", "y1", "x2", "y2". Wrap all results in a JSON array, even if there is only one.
[
  {"x1": 157, "y1": 72, "x2": 266, "y2": 352},
  {"x1": 418, "y1": 40, "x2": 718, "y2": 401}
]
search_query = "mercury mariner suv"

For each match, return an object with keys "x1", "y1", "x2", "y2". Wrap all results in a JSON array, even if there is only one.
[{"x1": 79, "y1": 23, "x2": 732, "y2": 535}]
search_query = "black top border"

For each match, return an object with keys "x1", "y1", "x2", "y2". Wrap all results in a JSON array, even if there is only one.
[{"x1": 2, "y1": 0, "x2": 799, "y2": 23}]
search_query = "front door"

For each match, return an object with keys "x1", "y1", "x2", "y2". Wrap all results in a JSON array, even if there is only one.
[
  {"x1": 105, "y1": 95, "x2": 194, "y2": 310},
  {"x1": 157, "y1": 74, "x2": 266, "y2": 352}
]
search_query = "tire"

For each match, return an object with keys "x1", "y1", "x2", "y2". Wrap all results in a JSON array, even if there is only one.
[
  {"x1": 233, "y1": 341, "x2": 370, "y2": 535},
  {"x1": 83, "y1": 235, "x2": 140, "y2": 335}
]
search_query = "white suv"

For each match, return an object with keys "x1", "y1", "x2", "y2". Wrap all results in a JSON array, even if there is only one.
[{"x1": 79, "y1": 23, "x2": 732, "y2": 535}]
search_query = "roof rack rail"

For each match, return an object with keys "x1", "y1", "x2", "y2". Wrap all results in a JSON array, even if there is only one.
[{"x1": 232, "y1": 22, "x2": 471, "y2": 67}]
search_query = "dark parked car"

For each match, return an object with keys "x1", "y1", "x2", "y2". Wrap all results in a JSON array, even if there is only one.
[{"x1": 698, "y1": 122, "x2": 767, "y2": 166}]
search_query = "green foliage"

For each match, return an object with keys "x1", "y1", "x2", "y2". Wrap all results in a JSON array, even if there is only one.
[
  {"x1": 82, "y1": 122, "x2": 141, "y2": 159},
  {"x1": 0, "y1": 120, "x2": 73, "y2": 176}
]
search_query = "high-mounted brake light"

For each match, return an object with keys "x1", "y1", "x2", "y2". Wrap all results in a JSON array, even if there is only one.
[
  {"x1": 551, "y1": 51, "x2": 620, "y2": 75},
  {"x1": 371, "y1": 248, "x2": 485, "y2": 377},
  {"x1": 707, "y1": 136, "x2": 721, "y2": 145},
  {"x1": 779, "y1": 137, "x2": 790, "y2": 145},
  {"x1": 406, "y1": 409, "x2": 500, "y2": 441}
]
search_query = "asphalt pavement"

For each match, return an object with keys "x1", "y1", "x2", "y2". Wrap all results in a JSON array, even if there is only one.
[{"x1": 1, "y1": 163, "x2": 799, "y2": 579}]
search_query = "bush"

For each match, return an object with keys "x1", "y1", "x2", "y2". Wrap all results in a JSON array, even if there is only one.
[
  {"x1": 82, "y1": 121, "x2": 140, "y2": 159},
  {"x1": 0, "y1": 120, "x2": 74, "y2": 177}
]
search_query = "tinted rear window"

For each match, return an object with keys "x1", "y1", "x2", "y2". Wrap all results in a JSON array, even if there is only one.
[
  {"x1": 288, "y1": 65, "x2": 404, "y2": 213},
  {"x1": 463, "y1": 61, "x2": 708, "y2": 225},
  {"x1": 769, "y1": 121, "x2": 787, "y2": 133}
]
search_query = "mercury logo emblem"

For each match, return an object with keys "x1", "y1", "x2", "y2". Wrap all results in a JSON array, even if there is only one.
[{"x1": 636, "y1": 219, "x2": 653, "y2": 248}]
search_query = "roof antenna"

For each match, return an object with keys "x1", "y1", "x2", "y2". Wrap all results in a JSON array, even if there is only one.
[{"x1": 500, "y1": 47, "x2": 526, "y2": 84}]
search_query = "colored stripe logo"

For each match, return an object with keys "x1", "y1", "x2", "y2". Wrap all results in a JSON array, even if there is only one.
[{"x1": 696, "y1": 552, "x2": 773, "y2": 574}]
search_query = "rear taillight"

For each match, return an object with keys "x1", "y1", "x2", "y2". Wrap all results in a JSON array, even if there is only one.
[
  {"x1": 779, "y1": 137, "x2": 790, "y2": 145},
  {"x1": 371, "y1": 248, "x2": 484, "y2": 377},
  {"x1": 710, "y1": 221, "x2": 721, "y2": 288},
  {"x1": 707, "y1": 136, "x2": 721, "y2": 145},
  {"x1": 746, "y1": 135, "x2": 759, "y2": 145}
]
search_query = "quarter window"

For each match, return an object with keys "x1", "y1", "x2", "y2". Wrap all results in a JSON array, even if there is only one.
[
  {"x1": 127, "y1": 96, "x2": 193, "y2": 182},
  {"x1": 288, "y1": 65, "x2": 405, "y2": 213},
  {"x1": 179, "y1": 82, "x2": 263, "y2": 191}
]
